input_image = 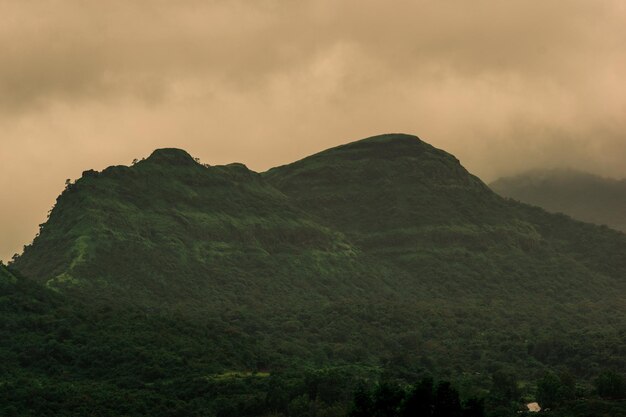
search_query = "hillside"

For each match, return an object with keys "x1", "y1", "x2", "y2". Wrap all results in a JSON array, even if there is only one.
[
  {"x1": 11, "y1": 148, "x2": 375, "y2": 310},
  {"x1": 7, "y1": 134, "x2": 626, "y2": 416},
  {"x1": 265, "y1": 133, "x2": 626, "y2": 378},
  {"x1": 490, "y1": 169, "x2": 626, "y2": 232},
  {"x1": 265, "y1": 134, "x2": 625, "y2": 298},
  {"x1": 0, "y1": 264, "x2": 284, "y2": 416}
]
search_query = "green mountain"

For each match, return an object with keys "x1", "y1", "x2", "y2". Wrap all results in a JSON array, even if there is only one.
[
  {"x1": 6, "y1": 134, "x2": 626, "y2": 416},
  {"x1": 490, "y1": 169, "x2": 626, "y2": 232},
  {"x1": 12, "y1": 148, "x2": 372, "y2": 310},
  {"x1": 262, "y1": 133, "x2": 626, "y2": 372},
  {"x1": 265, "y1": 134, "x2": 625, "y2": 298}
]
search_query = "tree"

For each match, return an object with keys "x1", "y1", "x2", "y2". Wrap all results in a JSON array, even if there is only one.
[
  {"x1": 462, "y1": 398, "x2": 485, "y2": 417},
  {"x1": 373, "y1": 382, "x2": 404, "y2": 417},
  {"x1": 402, "y1": 377, "x2": 434, "y2": 417},
  {"x1": 537, "y1": 372, "x2": 562, "y2": 408},
  {"x1": 556, "y1": 371, "x2": 576, "y2": 403},
  {"x1": 595, "y1": 371, "x2": 625, "y2": 399},
  {"x1": 433, "y1": 382, "x2": 462, "y2": 417},
  {"x1": 489, "y1": 370, "x2": 519, "y2": 406},
  {"x1": 349, "y1": 382, "x2": 373, "y2": 417}
]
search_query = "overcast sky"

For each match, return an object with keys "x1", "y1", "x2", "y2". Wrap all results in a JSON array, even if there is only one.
[{"x1": 1, "y1": 0, "x2": 625, "y2": 261}]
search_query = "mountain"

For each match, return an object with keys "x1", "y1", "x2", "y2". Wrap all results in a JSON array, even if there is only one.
[
  {"x1": 265, "y1": 134, "x2": 625, "y2": 297},
  {"x1": 7, "y1": 134, "x2": 626, "y2": 416},
  {"x1": 12, "y1": 148, "x2": 374, "y2": 310},
  {"x1": 490, "y1": 169, "x2": 626, "y2": 232},
  {"x1": 263, "y1": 133, "x2": 626, "y2": 369}
]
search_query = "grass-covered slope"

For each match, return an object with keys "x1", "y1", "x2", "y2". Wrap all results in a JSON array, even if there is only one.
[
  {"x1": 12, "y1": 148, "x2": 371, "y2": 308},
  {"x1": 490, "y1": 169, "x2": 626, "y2": 232}
]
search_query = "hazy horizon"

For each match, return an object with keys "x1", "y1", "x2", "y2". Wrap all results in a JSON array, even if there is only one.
[{"x1": 2, "y1": 0, "x2": 626, "y2": 261}]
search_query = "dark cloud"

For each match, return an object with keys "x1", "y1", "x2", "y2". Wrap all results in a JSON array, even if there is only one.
[{"x1": 1, "y1": 0, "x2": 625, "y2": 260}]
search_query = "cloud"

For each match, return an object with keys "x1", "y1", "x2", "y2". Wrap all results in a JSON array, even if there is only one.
[{"x1": 2, "y1": 0, "x2": 621, "y2": 106}]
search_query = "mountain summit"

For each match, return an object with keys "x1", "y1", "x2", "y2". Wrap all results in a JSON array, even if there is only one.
[
  {"x1": 144, "y1": 148, "x2": 199, "y2": 166},
  {"x1": 265, "y1": 134, "x2": 493, "y2": 232}
]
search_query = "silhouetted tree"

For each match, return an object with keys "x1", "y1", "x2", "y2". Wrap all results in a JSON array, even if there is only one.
[
  {"x1": 373, "y1": 382, "x2": 404, "y2": 417},
  {"x1": 595, "y1": 371, "x2": 625, "y2": 399},
  {"x1": 402, "y1": 377, "x2": 434, "y2": 417},
  {"x1": 433, "y1": 382, "x2": 462, "y2": 417},
  {"x1": 349, "y1": 382, "x2": 373, "y2": 417},
  {"x1": 462, "y1": 398, "x2": 485, "y2": 417}
]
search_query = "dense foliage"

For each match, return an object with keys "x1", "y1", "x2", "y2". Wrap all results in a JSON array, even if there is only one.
[{"x1": 3, "y1": 135, "x2": 625, "y2": 416}]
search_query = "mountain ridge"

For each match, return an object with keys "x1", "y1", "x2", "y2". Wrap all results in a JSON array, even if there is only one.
[
  {"x1": 13, "y1": 133, "x2": 626, "y2": 304},
  {"x1": 11, "y1": 148, "x2": 372, "y2": 308}
]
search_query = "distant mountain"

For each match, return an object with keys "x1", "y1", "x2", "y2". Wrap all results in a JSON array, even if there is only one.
[
  {"x1": 490, "y1": 169, "x2": 626, "y2": 232},
  {"x1": 6, "y1": 134, "x2": 626, "y2": 416}
]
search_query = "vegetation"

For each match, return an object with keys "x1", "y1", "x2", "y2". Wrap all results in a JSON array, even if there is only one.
[
  {"x1": 347, "y1": 377, "x2": 485, "y2": 417},
  {"x1": 3, "y1": 135, "x2": 625, "y2": 415}
]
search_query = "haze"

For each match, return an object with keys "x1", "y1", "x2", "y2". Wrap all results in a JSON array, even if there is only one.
[{"x1": 1, "y1": 0, "x2": 625, "y2": 261}]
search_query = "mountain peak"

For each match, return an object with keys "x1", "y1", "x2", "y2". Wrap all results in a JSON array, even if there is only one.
[
  {"x1": 357, "y1": 133, "x2": 421, "y2": 143},
  {"x1": 321, "y1": 133, "x2": 431, "y2": 158},
  {"x1": 264, "y1": 133, "x2": 495, "y2": 239},
  {"x1": 144, "y1": 148, "x2": 197, "y2": 166},
  {"x1": 264, "y1": 133, "x2": 461, "y2": 179}
]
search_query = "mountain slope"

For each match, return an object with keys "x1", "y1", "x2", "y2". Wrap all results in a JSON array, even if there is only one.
[
  {"x1": 265, "y1": 134, "x2": 499, "y2": 235},
  {"x1": 12, "y1": 148, "x2": 375, "y2": 309},
  {"x1": 490, "y1": 169, "x2": 626, "y2": 232},
  {"x1": 264, "y1": 134, "x2": 625, "y2": 297},
  {"x1": 264, "y1": 134, "x2": 626, "y2": 375},
  {"x1": 0, "y1": 264, "x2": 282, "y2": 416}
]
